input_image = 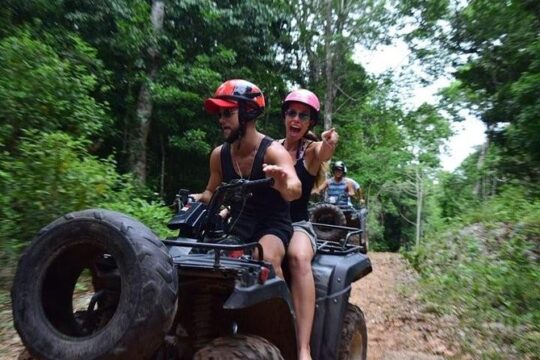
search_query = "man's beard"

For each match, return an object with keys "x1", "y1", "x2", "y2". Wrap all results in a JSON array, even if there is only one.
[{"x1": 224, "y1": 125, "x2": 241, "y2": 144}]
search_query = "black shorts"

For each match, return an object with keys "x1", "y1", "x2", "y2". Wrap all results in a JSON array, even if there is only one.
[{"x1": 227, "y1": 211, "x2": 293, "y2": 247}]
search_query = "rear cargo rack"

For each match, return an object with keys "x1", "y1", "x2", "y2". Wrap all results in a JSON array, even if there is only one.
[
  {"x1": 162, "y1": 239, "x2": 263, "y2": 267},
  {"x1": 316, "y1": 240, "x2": 361, "y2": 255}
]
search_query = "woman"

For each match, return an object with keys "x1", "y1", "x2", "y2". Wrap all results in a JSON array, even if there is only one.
[{"x1": 279, "y1": 89, "x2": 338, "y2": 360}]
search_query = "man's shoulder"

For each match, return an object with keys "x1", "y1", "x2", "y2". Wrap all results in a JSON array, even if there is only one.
[
  {"x1": 267, "y1": 138, "x2": 288, "y2": 154},
  {"x1": 210, "y1": 144, "x2": 224, "y2": 157},
  {"x1": 346, "y1": 177, "x2": 360, "y2": 188}
]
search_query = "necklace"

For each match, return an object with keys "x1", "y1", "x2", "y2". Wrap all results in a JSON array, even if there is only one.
[{"x1": 234, "y1": 158, "x2": 243, "y2": 179}]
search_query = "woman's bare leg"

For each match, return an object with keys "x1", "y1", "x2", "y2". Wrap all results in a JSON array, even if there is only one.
[{"x1": 288, "y1": 231, "x2": 315, "y2": 360}]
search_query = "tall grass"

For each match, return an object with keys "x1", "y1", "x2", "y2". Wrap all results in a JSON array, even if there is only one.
[{"x1": 406, "y1": 186, "x2": 540, "y2": 359}]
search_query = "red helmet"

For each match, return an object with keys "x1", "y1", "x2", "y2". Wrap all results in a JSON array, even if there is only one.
[
  {"x1": 282, "y1": 89, "x2": 320, "y2": 125},
  {"x1": 204, "y1": 79, "x2": 265, "y2": 121}
]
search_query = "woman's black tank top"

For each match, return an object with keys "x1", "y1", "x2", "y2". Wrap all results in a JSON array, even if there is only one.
[{"x1": 287, "y1": 140, "x2": 315, "y2": 222}]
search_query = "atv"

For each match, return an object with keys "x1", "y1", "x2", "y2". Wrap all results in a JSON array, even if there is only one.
[
  {"x1": 309, "y1": 193, "x2": 368, "y2": 253},
  {"x1": 11, "y1": 178, "x2": 372, "y2": 360}
]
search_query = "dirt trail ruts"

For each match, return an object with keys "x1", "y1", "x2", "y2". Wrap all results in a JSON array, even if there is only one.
[
  {"x1": 1, "y1": 252, "x2": 460, "y2": 360},
  {"x1": 0, "y1": 305, "x2": 23, "y2": 360},
  {"x1": 350, "y1": 252, "x2": 460, "y2": 360}
]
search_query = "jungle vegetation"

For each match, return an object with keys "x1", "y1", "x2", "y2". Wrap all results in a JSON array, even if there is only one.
[{"x1": 0, "y1": 1, "x2": 537, "y2": 358}]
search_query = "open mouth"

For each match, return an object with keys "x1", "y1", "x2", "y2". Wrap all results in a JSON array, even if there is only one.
[{"x1": 289, "y1": 125, "x2": 302, "y2": 136}]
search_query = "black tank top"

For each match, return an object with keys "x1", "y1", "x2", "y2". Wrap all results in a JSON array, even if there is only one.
[
  {"x1": 287, "y1": 140, "x2": 315, "y2": 222},
  {"x1": 220, "y1": 137, "x2": 290, "y2": 217}
]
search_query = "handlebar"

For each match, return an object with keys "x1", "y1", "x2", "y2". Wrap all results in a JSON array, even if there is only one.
[
  {"x1": 202, "y1": 177, "x2": 275, "y2": 239},
  {"x1": 208, "y1": 177, "x2": 274, "y2": 206},
  {"x1": 217, "y1": 177, "x2": 274, "y2": 191}
]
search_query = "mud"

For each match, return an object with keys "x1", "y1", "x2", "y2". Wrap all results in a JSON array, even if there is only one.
[{"x1": 351, "y1": 252, "x2": 460, "y2": 360}]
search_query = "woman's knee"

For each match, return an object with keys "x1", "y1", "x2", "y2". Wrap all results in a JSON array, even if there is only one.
[
  {"x1": 288, "y1": 251, "x2": 312, "y2": 275},
  {"x1": 288, "y1": 237, "x2": 313, "y2": 264},
  {"x1": 288, "y1": 248, "x2": 310, "y2": 263}
]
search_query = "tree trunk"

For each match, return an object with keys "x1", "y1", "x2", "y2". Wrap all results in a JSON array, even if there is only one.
[
  {"x1": 415, "y1": 165, "x2": 423, "y2": 247},
  {"x1": 473, "y1": 136, "x2": 489, "y2": 198},
  {"x1": 323, "y1": 0, "x2": 334, "y2": 131},
  {"x1": 131, "y1": 0, "x2": 164, "y2": 184},
  {"x1": 159, "y1": 132, "x2": 165, "y2": 197}
]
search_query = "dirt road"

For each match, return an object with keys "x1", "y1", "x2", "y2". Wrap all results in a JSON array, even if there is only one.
[
  {"x1": 1, "y1": 252, "x2": 459, "y2": 360},
  {"x1": 350, "y1": 252, "x2": 459, "y2": 360}
]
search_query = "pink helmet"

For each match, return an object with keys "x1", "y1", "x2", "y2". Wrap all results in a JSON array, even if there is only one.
[{"x1": 282, "y1": 89, "x2": 320, "y2": 125}]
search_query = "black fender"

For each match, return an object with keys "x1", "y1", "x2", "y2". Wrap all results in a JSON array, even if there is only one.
[
  {"x1": 311, "y1": 251, "x2": 372, "y2": 360},
  {"x1": 224, "y1": 277, "x2": 297, "y2": 360},
  {"x1": 223, "y1": 277, "x2": 293, "y2": 311}
]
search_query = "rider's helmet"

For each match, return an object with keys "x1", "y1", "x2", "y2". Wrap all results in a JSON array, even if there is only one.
[
  {"x1": 332, "y1": 161, "x2": 347, "y2": 174},
  {"x1": 204, "y1": 79, "x2": 265, "y2": 122},
  {"x1": 281, "y1": 89, "x2": 320, "y2": 126}
]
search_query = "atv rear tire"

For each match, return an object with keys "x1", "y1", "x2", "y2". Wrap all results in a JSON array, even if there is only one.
[
  {"x1": 193, "y1": 335, "x2": 283, "y2": 360},
  {"x1": 349, "y1": 234, "x2": 361, "y2": 246},
  {"x1": 11, "y1": 209, "x2": 178, "y2": 360},
  {"x1": 360, "y1": 233, "x2": 369, "y2": 254},
  {"x1": 309, "y1": 203, "x2": 347, "y2": 242},
  {"x1": 349, "y1": 233, "x2": 368, "y2": 253},
  {"x1": 360, "y1": 208, "x2": 368, "y2": 253},
  {"x1": 338, "y1": 303, "x2": 367, "y2": 360}
]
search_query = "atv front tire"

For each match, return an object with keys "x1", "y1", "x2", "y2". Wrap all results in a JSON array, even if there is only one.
[
  {"x1": 309, "y1": 203, "x2": 347, "y2": 242},
  {"x1": 338, "y1": 303, "x2": 367, "y2": 360},
  {"x1": 193, "y1": 335, "x2": 283, "y2": 360},
  {"x1": 11, "y1": 209, "x2": 178, "y2": 360}
]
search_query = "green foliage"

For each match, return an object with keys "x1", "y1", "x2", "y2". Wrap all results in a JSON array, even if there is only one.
[
  {"x1": 0, "y1": 31, "x2": 110, "y2": 150},
  {"x1": 170, "y1": 129, "x2": 211, "y2": 156},
  {"x1": 1, "y1": 5, "x2": 537, "y2": 358},
  {"x1": 330, "y1": 74, "x2": 452, "y2": 249},
  {"x1": 0, "y1": 155, "x2": 19, "y2": 266},
  {"x1": 0, "y1": 132, "x2": 171, "y2": 285},
  {"x1": 406, "y1": 185, "x2": 540, "y2": 358},
  {"x1": 465, "y1": 185, "x2": 540, "y2": 224},
  {"x1": 404, "y1": 0, "x2": 540, "y2": 186},
  {"x1": 4, "y1": 131, "x2": 121, "y2": 233},
  {"x1": 103, "y1": 198, "x2": 175, "y2": 239}
]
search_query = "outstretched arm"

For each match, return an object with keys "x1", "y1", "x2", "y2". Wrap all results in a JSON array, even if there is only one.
[
  {"x1": 263, "y1": 142, "x2": 301, "y2": 201},
  {"x1": 316, "y1": 128, "x2": 339, "y2": 163},
  {"x1": 304, "y1": 128, "x2": 338, "y2": 177}
]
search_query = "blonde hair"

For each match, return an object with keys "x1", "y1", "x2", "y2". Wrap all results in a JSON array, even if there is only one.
[
  {"x1": 303, "y1": 130, "x2": 329, "y2": 189},
  {"x1": 315, "y1": 161, "x2": 329, "y2": 189}
]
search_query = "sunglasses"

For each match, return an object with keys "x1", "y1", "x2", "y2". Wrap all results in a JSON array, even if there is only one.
[
  {"x1": 217, "y1": 109, "x2": 238, "y2": 119},
  {"x1": 285, "y1": 109, "x2": 311, "y2": 122}
]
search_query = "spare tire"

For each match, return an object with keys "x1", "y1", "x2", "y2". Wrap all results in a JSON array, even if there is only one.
[
  {"x1": 309, "y1": 203, "x2": 347, "y2": 242},
  {"x1": 11, "y1": 209, "x2": 178, "y2": 360}
]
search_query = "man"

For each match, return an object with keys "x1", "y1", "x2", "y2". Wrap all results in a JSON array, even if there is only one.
[
  {"x1": 192, "y1": 79, "x2": 301, "y2": 278},
  {"x1": 317, "y1": 161, "x2": 355, "y2": 207}
]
